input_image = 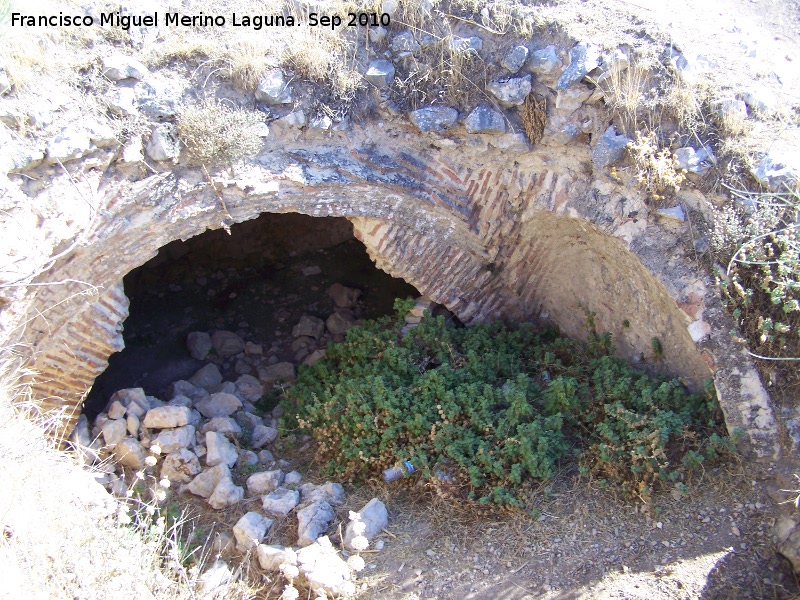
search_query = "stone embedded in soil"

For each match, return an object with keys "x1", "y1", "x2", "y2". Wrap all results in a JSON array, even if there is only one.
[
  {"x1": 344, "y1": 498, "x2": 389, "y2": 551},
  {"x1": 258, "y1": 449, "x2": 275, "y2": 464},
  {"x1": 258, "y1": 362, "x2": 296, "y2": 385},
  {"x1": 112, "y1": 437, "x2": 149, "y2": 470},
  {"x1": 557, "y1": 41, "x2": 600, "y2": 90},
  {"x1": 251, "y1": 424, "x2": 279, "y2": 448},
  {"x1": 465, "y1": 105, "x2": 506, "y2": 135},
  {"x1": 154, "y1": 424, "x2": 195, "y2": 453},
  {"x1": 247, "y1": 469, "x2": 284, "y2": 495},
  {"x1": 205, "y1": 431, "x2": 239, "y2": 467},
  {"x1": 328, "y1": 283, "x2": 362, "y2": 308},
  {"x1": 292, "y1": 315, "x2": 325, "y2": 339},
  {"x1": 186, "y1": 464, "x2": 231, "y2": 498},
  {"x1": 502, "y1": 45, "x2": 529, "y2": 73},
  {"x1": 257, "y1": 545, "x2": 297, "y2": 572},
  {"x1": 449, "y1": 35, "x2": 483, "y2": 54},
  {"x1": 160, "y1": 448, "x2": 202, "y2": 483},
  {"x1": 486, "y1": 74, "x2": 532, "y2": 107},
  {"x1": 102, "y1": 53, "x2": 148, "y2": 81},
  {"x1": 364, "y1": 59, "x2": 396, "y2": 89},
  {"x1": 262, "y1": 487, "x2": 301, "y2": 518},
  {"x1": 237, "y1": 450, "x2": 258, "y2": 468},
  {"x1": 235, "y1": 374, "x2": 263, "y2": 403},
  {"x1": 409, "y1": 106, "x2": 459, "y2": 133},
  {"x1": 142, "y1": 405, "x2": 192, "y2": 429},
  {"x1": 391, "y1": 30, "x2": 420, "y2": 53},
  {"x1": 211, "y1": 330, "x2": 245, "y2": 357},
  {"x1": 145, "y1": 123, "x2": 180, "y2": 162},
  {"x1": 202, "y1": 417, "x2": 243, "y2": 437},
  {"x1": 592, "y1": 126, "x2": 631, "y2": 168},
  {"x1": 527, "y1": 45, "x2": 561, "y2": 78},
  {"x1": 244, "y1": 342, "x2": 263, "y2": 356},
  {"x1": 297, "y1": 499, "x2": 335, "y2": 547},
  {"x1": 194, "y1": 392, "x2": 242, "y2": 419},
  {"x1": 233, "y1": 511, "x2": 274, "y2": 552},
  {"x1": 255, "y1": 69, "x2": 293, "y2": 105},
  {"x1": 186, "y1": 331, "x2": 212, "y2": 360},
  {"x1": 189, "y1": 364, "x2": 223, "y2": 391}
]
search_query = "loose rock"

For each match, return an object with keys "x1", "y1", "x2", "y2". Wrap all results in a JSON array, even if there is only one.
[
  {"x1": 145, "y1": 123, "x2": 180, "y2": 162},
  {"x1": 487, "y1": 74, "x2": 531, "y2": 107},
  {"x1": 344, "y1": 498, "x2": 389, "y2": 550},
  {"x1": 292, "y1": 315, "x2": 325, "y2": 339},
  {"x1": 257, "y1": 545, "x2": 297, "y2": 572},
  {"x1": 112, "y1": 437, "x2": 149, "y2": 470},
  {"x1": 501, "y1": 45, "x2": 529, "y2": 73},
  {"x1": 247, "y1": 469, "x2": 284, "y2": 495},
  {"x1": 154, "y1": 425, "x2": 195, "y2": 453},
  {"x1": 328, "y1": 283, "x2": 361, "y2": 308},
  {"x1": 233, "y1": 512, "x2": 273, "y2": 552},
  {"x1": 211, "y1": 330, "x2": 245, "y2": 357},
  {"x1": 206, "y1": 431, "x2": 239, "y2": 467},
  {"x1": 256, "y1": 70, "x2": 293, "y2": 105},
  {"x1": 557, "y1": 42, "x2": 600, "y2": 90},
  {"x1": 262, "y1": 487, "x2": 301, "y2": 518},
  {"x1": 142, "y1": 406, "x2": 192, "y2": 429},
  {"x1": 102, "y1": 53, "x2": 148, "y2": 81},
  {"x1": 297, "y1": 499, "x2": 335, "y2": 547},
  {"x1": 187, "y1": 331, "x2": 212, "y2": 360},
  {"x1": 364, "y1": 60, "x2": 395, "y2": 89},
  {"x1": 592, "y1": 125, "x2": 631, "y2": 168},
  {"x1": 465, "y1": 105, "x2": 506, "y2": 135},
  {"x1": 161, "y1": 448, "x2": 202, "y2": 483},
  {"x1": 251, "y1": 424, "x2": 279, "y2": 448},
  {"x1": 258, "y1": 362, "x2": 296, "y2": 385},
  {"x1": 194, "y1": 392, "x2": 242, "y2": 419}
]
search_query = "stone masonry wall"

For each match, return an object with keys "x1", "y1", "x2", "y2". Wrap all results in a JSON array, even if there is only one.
[{"x1": 0, "y1": 22, "x2": 780, "y2": 459}]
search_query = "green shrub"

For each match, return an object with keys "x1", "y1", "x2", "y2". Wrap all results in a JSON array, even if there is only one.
[{"x1": 283, "y1": 301, "x2": 730, "y2": 508}]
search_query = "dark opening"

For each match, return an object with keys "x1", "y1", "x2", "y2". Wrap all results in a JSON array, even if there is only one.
[{"x1": 84, "y1": 213, "x2": 418, "y2": 419}]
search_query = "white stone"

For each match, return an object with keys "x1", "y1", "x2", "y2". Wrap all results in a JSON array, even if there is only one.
[
  {"x1": 251, "y1": 424, "x2": 278, "y2": 449},
  {"x1": 112, "y1": 437, "x2": 148, "y2": 470},
  {"x1": 687, "y1": 320, "x2": 712, "y2": 342},
  {"x1": 344, "y1": 498, "x2": 388, "y2": 550},
  {"x1": 299, "y1": 482, "x2": 345, "y2": 506},
  {"x1": 256, "y1": 70, "x2": 293, "y2": 105},
  {"x1": 486, "y1": 74, "x2": 531, "y2": 107},
  {"x1": 233, "y1": 511, "x2": 273, "y2": 552},
  {"x1": 161, "y1": 448, "x2": 202, "y2": 483},
  {"x1": 235, "y1": 374, "x2": 263, "y2": 403},
  {"x1": 143, "y1": 405, "x2": 192, "y2": 429},
  {"x1": 101, "y1": 418, "x2": 127, "y2": 448},
  {"x1": 328, "y1": 283, "x2": 362, "y2": 308},
  {"x1": 186, "y1": 464, "x2": 231, "y2": 498},
  {"x1": 261, "y1": 487, "x2": 300, "y2": 518},
  {"x1": 296, "y1": 536, "x2": 353, "y2": 595},
  {"x1": 195, "y1": 392, "x2": 242, "y2": 419},
  {"x1": 256, "y1": 545, "x2": 297, "y2": 572},
  {"x1": 102, "y1": 53, "x2": 148, "y2": 81},
  {"x1": 296, "y1": 499, "x2": 335, "y2": 547},
  {"x1": 247, "y1": 469, "x2": 284, "y2": 495},
  {"x1": 208, "y1": 477, "x2": 244, "y2": 509},
  {"x1": 145, "y1": 123, "x2": 180, "y2": 162},
  {"x1": 46, "y1": 127, "x2": 92, "y2": 163},
  {"x1": 206, "y1": 431, "x2": 238, "y2": 467},
  {"x1": 202, "y1": 417, "x2": 243, "y2": 437},
  {"x1": 656, "y1": 206, "x2": 686, "y2": 222},
  {"x1": 154, "y1": 424, "x2": 195, "y2": 453},
  {"x1": 108, "y1": 87, "x2": 138, "y2": 117}
]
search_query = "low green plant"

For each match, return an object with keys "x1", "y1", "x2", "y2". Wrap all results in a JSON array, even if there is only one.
[
  {"x1": 714, "y1": 186, "x2": 800, "y2": 361},
  {"x1": 282, "y1": 300, "x2": 730, "y2": 508}
]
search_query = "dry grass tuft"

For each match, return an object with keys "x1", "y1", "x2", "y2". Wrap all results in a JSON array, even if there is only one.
[
  {"x1": 176, "y1": 100, "x2": 265, "y2": 165},
  {"x1": 520, "y1": 93, "x2": 546, "y2": 145}
]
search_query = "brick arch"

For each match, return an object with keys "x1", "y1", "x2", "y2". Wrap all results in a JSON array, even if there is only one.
[{"x1": 14, "y1": 139, "x2": 777, "y2": 457}]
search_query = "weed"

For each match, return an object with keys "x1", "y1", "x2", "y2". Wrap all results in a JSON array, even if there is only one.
[
  {"x1": 283, "y1": 301, "x2": 729, "y2": 508},
  {"x1": 176, "y1": 99, "x2": 265, "y2": 165}
]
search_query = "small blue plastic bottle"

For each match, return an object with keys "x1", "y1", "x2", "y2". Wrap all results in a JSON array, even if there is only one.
[{"x1": 383, "y1": 460, "x2": 416, "y2": 483}]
